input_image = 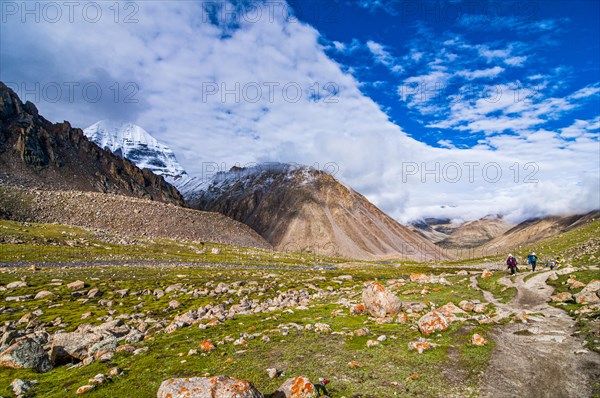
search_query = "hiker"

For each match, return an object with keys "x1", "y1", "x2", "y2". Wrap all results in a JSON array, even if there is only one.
[
  {"x1": 554, "y1": 256, "x2": 563, "y2": 269},
  {"x1": 507, "y1": 254, "x2": 518, "y2": 275},
  {"x1": 528, "y1": 252, "x2": 538, "y2": 271}
]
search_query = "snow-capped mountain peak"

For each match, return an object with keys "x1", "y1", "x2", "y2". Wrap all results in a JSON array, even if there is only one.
[{"x1": 84, "y1": 120, "x2": 189, "y2": 182}]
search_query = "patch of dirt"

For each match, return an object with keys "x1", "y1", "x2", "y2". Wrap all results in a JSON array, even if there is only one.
[{"x1": 477, "y1": 270, "x2": 600, "y2": 398}]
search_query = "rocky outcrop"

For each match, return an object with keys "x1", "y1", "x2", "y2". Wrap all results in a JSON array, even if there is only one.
[
  {"x1": 156, "y1": 376, "x2": 263, "y2": 398},
  {"x1": 0, "y1": 82, "x2": 184, "y2": 205},
  {"x1": 0, "y1": 185, "x2": 271, "y2": 249}
]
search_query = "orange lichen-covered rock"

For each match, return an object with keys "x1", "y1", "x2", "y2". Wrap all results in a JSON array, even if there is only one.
[
  {"x1": 436, "y1": 302, "x2": 467, "y2": 323},
  {"x1": 362, "y1": 281, "x2": 402, "y2": 318},
  {"x1": 349, "y1": 303, "x2": 365, "y2": 315},
  {"x1": 471, "y1": 334, "x2": 488, "y2": 346},
  {"x1": 273, "y1": 376, "x2": 317, "y2": 398},
  {"x1": 575, "y1": 280, "x2": 600, "y2": 304},
  {"x1": 200, "y1": 340, "x2": 216, "y2": 352},
  {"x1": 481, "y1": 270, "x2": 493, "y2": 278},
  {"x1": 408, "y1": 338, "x2": 436, "y2": 354},
  {"x1": 157, "y1": 376, "x2": 263, "y2": 398},
  {"x1": 409, "y1": 273, "x2": 430, "y2": 283},
  {"x1": 417, "y1": 311, "x2": 449, "y2": 336}
]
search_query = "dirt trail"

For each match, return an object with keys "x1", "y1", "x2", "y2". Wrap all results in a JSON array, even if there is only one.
[{"x1": 476, "y1": 269, "x2": 600, "y2": 398}]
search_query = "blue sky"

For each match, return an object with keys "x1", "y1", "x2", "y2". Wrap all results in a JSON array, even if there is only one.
[
  {"x1": 1, "y1": 0, "x2": 598, "y2": 222},
  {"x1": 299, "y1": 0, "x2": 600, "y2": 149}
]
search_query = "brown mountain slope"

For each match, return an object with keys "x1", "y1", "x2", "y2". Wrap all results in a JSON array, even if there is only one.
[
  {"x1": 480, "y1": 210, "x2": 600, "y2": 254},
  {"x1": 437, "y1": 217, "x2": 514, "y2": 248},
  {"x1": 190, "y1": 164, "x2": 446, "y2": 261},
  {"x1": 0, "y1": 185, "x2": 271, "y2": 249},
  {"x1": 0, "y1": 82, "x2": 183, "y2": 205}
]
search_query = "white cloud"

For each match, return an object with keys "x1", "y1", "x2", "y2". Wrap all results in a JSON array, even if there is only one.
[
  {"x1": 504, "y1": 56, "x2": 527, "y2": 66},
  {"x1": 1, "y1": 0, "x2": 597, "y2": 225},
  {"x1": 366, "y1": 40, "x2": 403, "y2": 73},
  {"x1": 456, "y1": 66, "x2": 505, "y2": 80}
]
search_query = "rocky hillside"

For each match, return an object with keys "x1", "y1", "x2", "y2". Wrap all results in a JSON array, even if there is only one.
[
  {"x1": 0, "y1": 185, "x2": 270, "y2": 249},
  {"x1": 190, "y1": 164, "x2": 445, "y2": 261},
  {"x1": 0, "y1": 82, "x2": 183, "y2": 205},
  {"x1": 437, "y1": 217, "x2": 513, "y2": 248},
  {"x1": 482, "y1": 210, "x2": 600, "y2": 253}
]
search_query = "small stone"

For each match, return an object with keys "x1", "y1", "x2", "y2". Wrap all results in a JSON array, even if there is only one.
[
  {"x1": 481, "y1": 270, "x2": 493, "y2": 278},
  {"x1": 267, "y1": 368, "x2": 277, "y2": 378},
  {"x1": 76, "y1": 385, "x2": 95, "y2": 394},
  {"x1": 471, "y1": 334, "x2": 488, "y2": 346},
  {"x1": 107, "y1": 367, "x2": 121, "y2": 377},
  {"x1": 87, "y1": 288, "x2": 102, "y2": 298},
  {"x1": 7, "y1": 281, "x2": 27, "y2": 289},
  {"x1": 11, "y1": 379, "x2": 34, "y2": 397},
  {"x1": 34, "y1": 290, "x2": 53, "y2": 300},
  {"x1": 366, "y1": 339, "x2": 379, "y2": 348},
  {"x1": 200, "y1": 340, "x2": 216, "y2": 352},
  {"x1": 314, "y1": 323, "x2": 331, "y2": 334},
  {"x1": 348, "y1": 361, "x2": 364, "y2": 369},
  {"x1": 67, "y1": 280, "x2": 85, "y2": 290}
]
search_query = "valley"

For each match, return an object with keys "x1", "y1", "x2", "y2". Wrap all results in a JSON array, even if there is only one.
[{"x1": 1, "y1": 83, "x2": 599, "y2": 397}]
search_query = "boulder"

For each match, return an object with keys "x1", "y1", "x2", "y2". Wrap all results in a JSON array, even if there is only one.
[
  {"x1": 417, "y1": 311, "x2": 449, "y2": 336},
  {"x1": 67, "y1": 280, "x2": 85, "y2": 290},
  {"x1": 50, "y1": 332, "x2": 113, "y2": 364},
  {"x1": 575, "y1": 280, "x2": 600, "y2": 304},
  {"x1": 436, "y1": 302, "x2": 467, "y2": 322},
  {"x1": 0, "y1": 338, "x2": 52, "y2": 372},
  {"x1": 157, "y1": 376, "x2": 263, "y2": 398},
  {"x1": 551, "y1": 292, "x2": 574, "y2": 303},
  {"x1": 362, "y1": 281, "x2": 402, "y2": 318},
  {"x1": 34, "y1": 290, "x2": 54, "y2": 300},
  {"x1": 7, "y1": 281, "x2": 27, "y2": 289},
  {"x1": 273, "y1": 376, "x2": 317, "y2": 398},
  {"x1": 481, "y1": 270, "x2": 493, "y2": 278}
]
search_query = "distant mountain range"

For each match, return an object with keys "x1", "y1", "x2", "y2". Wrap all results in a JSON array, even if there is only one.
[
  {"x1": 82, "y1": 121, "x2": 444, "y2": 260},
  {"x1": 1, "y1": 84, "x2": 597, "y2": 261}
]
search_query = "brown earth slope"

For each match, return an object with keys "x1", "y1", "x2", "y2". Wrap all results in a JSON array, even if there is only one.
[
  {"x1": 481, "y1": 211, "x2": 600, "y2": 254},
  {"x1": 437, "y1": 217, "x2": 514, "y2": 248},
  {"x1": 0, "y1": 82, "x2": 183, "y2": 205},
  {"x1": 0, "y1": 185, "x2": 271, "y2": 249},
  {"x1": 190, "y1": 164, "x2": 446, "y2": 261}
]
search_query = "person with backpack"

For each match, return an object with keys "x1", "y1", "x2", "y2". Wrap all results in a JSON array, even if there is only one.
[
  {"x1": 528, "y1": 252, "x2": 538, "y2": 271},
  {"x1": 507, "y1": 254, "x2": 518, "y2": 275}
]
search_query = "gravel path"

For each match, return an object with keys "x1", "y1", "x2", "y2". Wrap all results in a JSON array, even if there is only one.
[{"x1": 477, "y1": 269, "x2": 600, "y2": 398}]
